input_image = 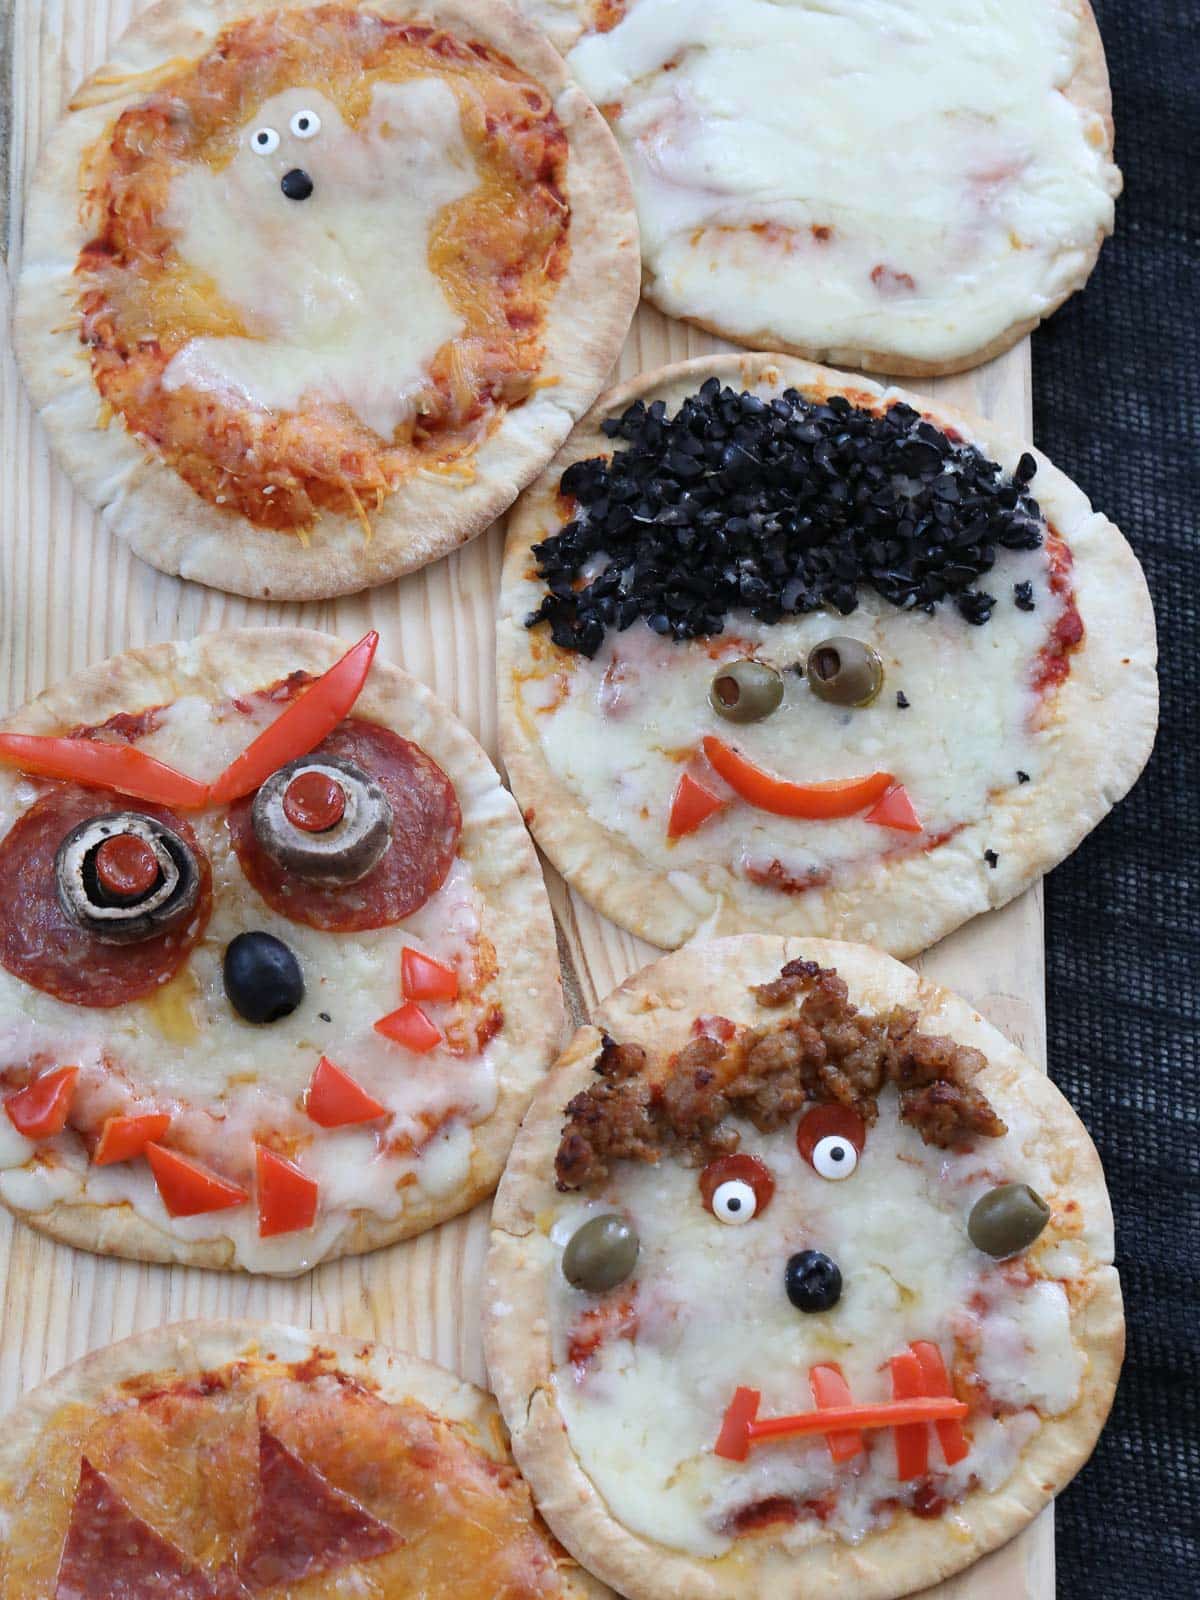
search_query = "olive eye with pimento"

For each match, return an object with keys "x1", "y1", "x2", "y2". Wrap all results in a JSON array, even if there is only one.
[
  {"x1": 804, "y1": 637, "x2": 884, "y2": 707},
  {"x1": 251, "y1": 756, "x2": 393, "y2": 886},
  {"x1": 797, "y1": 1104, "x2": 866, "y2": 1181},
  {"x1": 54, "y1": 812, "x2": 201, "y2": 944},
  {"x1": 700, "y1": 1153, "x2": 775, "y2": 1224},
  {"x1": 709, "y1": 659, "x2": 784, "y2": 723}
]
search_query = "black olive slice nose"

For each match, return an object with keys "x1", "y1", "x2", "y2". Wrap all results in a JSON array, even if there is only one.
[
  {"x1": 785, "y1": 1249, "x2": 842, "y2": 1312},
  {"x1": 281, "y1": 168, "x2": 314, "y2": 201}
]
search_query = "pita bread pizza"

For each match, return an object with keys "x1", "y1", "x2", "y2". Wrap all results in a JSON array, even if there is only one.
[
  {"x1": 15, "y1": 0, "x2": 639, "y2": 599},
  {"x1": 498, "y1": 354, "x2": 1157, "y2": 956},
  {"x1": 0, "y1": 1322, "x2": 610, "y2": 1599},
  {"x1": 485, "y1": 936, "x2": 1123, "y2": 1600},
  {"x1": 0, "y1": 629, "x2": 561, "y2": 1273}
]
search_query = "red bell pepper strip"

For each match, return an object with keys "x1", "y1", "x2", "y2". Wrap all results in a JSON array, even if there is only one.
[
  {"x1": 865, "y1": 783, "x2": 924, "y2": 834},
  {"x1": 206, "y1": 631, "x2": 379, "y2": 806},
  {"x1": 374, "y1": 1001, "x2": 441, "y2": 1053},
  {"x1": 305, "y1": 1057, "x2": 386, "y2": 1128},
  {"x1": 401, "y1": 947, "x2": 459, "y2": 1002},
  {"x1": 256, "y1": 1145, "x2": 319, "y2": 1238},
  {"x1": 714, "y1": 1385, "x2": 967, "y2": 1462},
  {"x1": 93, "y1": 1112, "x2": 171, "y2": 1166},
  {"x1": 0, "y1": 735, "x2": 208, "y2": 810},
  {"x1": 145, "y1": 1143, "x2": 248, "y2": 1218},
  {"x1": 889, "y1": 1350, "x2": 930, "y2": 1479},
  {"x1": 911, "y1": 1340, "x2": 970, "y2": 1466},
  {"x1": 701, "y1": 737, "x2": 893, "y2": 820},
  {"x1": 667, "y1": 771, "x2": 726, "y2": 839},
  {"x1": 4, "y1": 1067, "x2": 78, "y2": 1139},
  {"x1": 809, "y1": 1364, "x2": 863, "y2": 1463}
]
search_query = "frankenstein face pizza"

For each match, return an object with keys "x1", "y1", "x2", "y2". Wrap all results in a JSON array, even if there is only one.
[
  {"x1": 0, "y1": 630, "x2": 561, "y2": 1273},
  {"x1": 518, "y1": 0, "x2": 1119, "y2": 376},
  {"x1": 498, "y1": 354, "x2": 1157, "y2": 956},
  {"x1": 0, "y1": 1322, "x2": 609, "y2": 1599},
  {"x1": 485, "y1": 937, "x2": 1123, "y2": 1600},
  {"x1": 15, "y1": 0, "x2": 639, "y2": 600}
]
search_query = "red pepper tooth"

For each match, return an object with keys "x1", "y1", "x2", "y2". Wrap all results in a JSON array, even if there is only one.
[
  {"x1": 714, "y1": 1387, "x2": 761, "y2": 1461},
  {"x1": 910, "y1": 1340, "x2": 970, "y2": 1466},
  {"x1": 889, "y1": 1351, "x2": 929, "y2": 1480},
  {"x1": 809, "y1": 1364, "x2": 863, "y2": 1463},
  {"x1": 4, "y1": 1067, "x2": 79, "y2": 1139},
  {"x1": 667, "y1": 770, "x2": 725, "y2": 838}
]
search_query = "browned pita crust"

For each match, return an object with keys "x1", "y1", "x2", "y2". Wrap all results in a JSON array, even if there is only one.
[
  {"x1": 498, "y1": 352, "x2": 1157, "y2": 955},
  {"x1": 14, "y1": 0, "x2": 640, "y2": 600},
  {"x1": 484, "y1": 935, "x2": 1124, "y2": 1600},
  {"x1": 0, "y1": 630, "x2": 563, "y2": 1272}
]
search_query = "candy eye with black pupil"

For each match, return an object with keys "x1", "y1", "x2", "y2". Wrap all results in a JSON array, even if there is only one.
[
  {"x1": 289, "y1": 109, "x2": 321, "y2": 139},
  {"x1": 251, "y1": 127, "x2": 280, "y2": 155},
  {"x1": 711, "y1": 1178, "x2": 757, "y2": 1224},
  {"x1": 700, "y1": 1152, "x2": 774, "y2": 1221},
  {"x1": 804, "y1": 637, "x2": 884, "y2": 707},
  {"x1": 811, "y1": 1134, "x2": 858, "y2": 1181}
]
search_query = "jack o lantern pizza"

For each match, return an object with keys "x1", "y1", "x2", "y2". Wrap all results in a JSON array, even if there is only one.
[
  {"x1": 15, "y1": 0, "x2": 639, "y2": 600},
  {"x1": 485, "y1": 936, "x2": 1123, "y2": 1600},
  {"x1": 0, "y1": 1321, "x2": 610, "y2": 1599},
  {"x1": 0, "y1": 629, "x2": 561, "y2": 1273},
  {"x1": 498, "y1": 353, "x2": 1157, "y2": 955}
]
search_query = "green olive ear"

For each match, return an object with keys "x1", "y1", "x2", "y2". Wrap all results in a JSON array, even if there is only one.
[
  {"x1": 967, "y1": 1183, "x2": 1051, "y2": 1258},
  {"x1": 562, "y1": 1213, "x2": 639, "y2": 1293}
]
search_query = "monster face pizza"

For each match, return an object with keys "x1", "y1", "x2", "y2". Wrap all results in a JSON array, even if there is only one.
[
  {"x1": 0, "y1": 630, "x2": 561, "y2": 1273},
  {"x1": 485, "y1": 936, "x2": 1123, "y2": 1600},
  {"x1": 15, "y1": 0, "x2": 639, "y2": 600},
  {"x1": 0, "y1": 1323, "x2": 609, "y2": 1599},
  {"x1": 498, "y1": 354, "x2": 1157, "y2": 955}
]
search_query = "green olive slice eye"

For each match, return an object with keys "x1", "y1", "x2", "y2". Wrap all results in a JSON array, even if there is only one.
[
  {"x1": 562, "y1": 1213, "x2": 639, "y2": 1292},
  {"x1": 709, "y1": 659, "x2": 785, "y2": 723},
  {"x1": 968, "y1": 1182, "x2": 1051, "y2": 1258},
  {"x1": 804, "y1": 637, "x2": 884, "y2": 707}
]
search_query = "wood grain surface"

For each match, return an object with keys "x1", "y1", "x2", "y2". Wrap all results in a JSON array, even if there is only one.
[{"x1": 0, "y1": 2, "x2": 1051, "y2": 1594}]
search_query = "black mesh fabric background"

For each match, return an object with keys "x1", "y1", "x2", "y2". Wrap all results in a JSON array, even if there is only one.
[{"x1": 1030, "y1": 3, "x2": 1198, "y2": 1594}]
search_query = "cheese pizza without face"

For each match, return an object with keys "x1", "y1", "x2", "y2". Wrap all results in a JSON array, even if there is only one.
[
  {"x1": 485, "y1": 937, "x2": 1123, "y2": 1600},
  {"x1": 15, "y1": 0, "x2": 639, "y2": 599},
  {"x1": 498, "y1": 354, "x2": 1157, "y2": 956},
  {"x1": 520, "y1": 0, "x2": 1119, "y2": 375},
  {"x1": 0, "y1": 630, "x2": 561, "y2": 1273},
  {"x1": 0, "y1": 1322, "x2": 609, "y2": 1599}
]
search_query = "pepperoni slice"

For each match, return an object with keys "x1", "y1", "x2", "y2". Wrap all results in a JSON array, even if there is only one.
[
  {"x1": 0, "y1": 786, "x2": 212, "y2": 1008},
  {"x1": 240, "y1": 1426, "x2": 397, "y2": 1589},
  {"x1": 227, "y1": 720, "x2": 461, "y2": 931},
  {"x1": 55, "y1": 1458, "x2": 220, "y2": 1600}
]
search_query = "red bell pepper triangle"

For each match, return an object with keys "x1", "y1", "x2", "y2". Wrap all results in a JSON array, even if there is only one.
[
  {"x1": 4, "y1": 1066, "x2": 78, "y2": 1139},
  {"x1": 374, "y1": 1001, "x2": 441, "y2": 1053},
  {"x1": 93, "y1": 1112, "x2": 171, "y2": 1167},
  {"x1": 864, "y1": 782, "x2": 924, "y2": 833},
  {"x1": 255, "y1": 1146, "x2": 319, "y2": 1238},
  {"x1": 401, "y1": 946, "x2": 459, "y2": 1002},
  {"x1": 667, "y1": 771, "x2": 726, "y2": 838},
  {"x1": 56, "y1": 1458, "x2": 220, "y2": 1600},
  {"x1": 239, "y1": 1426, "x2": 397, "y2": 1589},
  {"x1": 145, "y1": 1143, "x2": 249, "y2": 1218},
  {"x1": 305, "y1": 1056, "x2": 386, "y2": 1128},
  {"x1": 714, "y1": 1386, "x2": 762, "y2": 1462}
]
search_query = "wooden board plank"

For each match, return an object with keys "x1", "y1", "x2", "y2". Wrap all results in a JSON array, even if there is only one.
[{"x1": 0, "y1": 4, "x2": 1050, "y2": 1594}]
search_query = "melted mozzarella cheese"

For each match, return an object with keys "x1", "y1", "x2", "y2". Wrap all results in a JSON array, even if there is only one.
[
  {"x1": 560, "y1": 0, "x2": 1118, "y2": 362},
  {"x1": 546, "y1": 1090, "x2": 1081, "y2": 1555},
  {"x1": 0, "y1": 695, "x2": 500, "y2": 1268},
  {"x1": 163, "y1": 80, "x2": 476, "y2": 439},
  {"x1": 522, "y1": 560, "x2": 1052, "y2": 900}
]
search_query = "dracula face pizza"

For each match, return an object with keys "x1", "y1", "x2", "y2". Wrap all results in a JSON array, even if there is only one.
[
  {"x1": 0, "y1": 1322, "x2": 609, "y2": 1600},
  {"x1": 498, "y1": 354, "x2": 1157, "y2": 956},
  {"x1": 0, "y1": 629, "x2": 561, "y2": 1273},
  {"x1": 485, "y1": 937, "x2": 1123, "y2": 1600},
  {"x1": 15, "y1": 0, "x2": 639, "y2": 599}
]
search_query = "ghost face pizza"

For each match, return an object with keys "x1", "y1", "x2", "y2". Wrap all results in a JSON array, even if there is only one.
[
  {"x1": 485, "y1": 936, "x2": 1122, "y2": 1600},
  {"x1": 0, "y1": 1321, "x2": 609, "y2": 1600},
  {"x1": 518, "y1": 0, "x2": 1118, "y2": 376},
  {"x1": 0, "y1": 629, "x2": 561, "y2": 1273},
  {"x1": 15, "y1": 0, "x2": 639, "y2": 600},
  {"x1": 498, "y1": 354, "x2": 1157, "y2": 956}
]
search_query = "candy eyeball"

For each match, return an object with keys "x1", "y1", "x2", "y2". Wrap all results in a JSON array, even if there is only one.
[
  {"x1": 811, "y1": 1134, "x2": 858, "y2": 1181},
  {"x1": 250, "y1": 127, "x2": 281, "y2": 155},
  {"x1": 711, "y1": 1178, "x2": 758, "y2": 1225},
  {"x1": 290, "y1": 108, "x2": 321, "y2": 139}
]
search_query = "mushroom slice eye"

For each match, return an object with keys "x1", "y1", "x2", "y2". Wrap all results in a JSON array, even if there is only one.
[
  {"x1": 289, "y1": 109, "x2": 321, "y2": 139},
  {"x1": 251, "y1": 127, "x2": 281, "y2": 155},
  {"x1": 251, "y1": 757, "x2": 393, "y2": 886},
  {"x1": 55, "y1": 812, "x2": 200, "y2": 945}
]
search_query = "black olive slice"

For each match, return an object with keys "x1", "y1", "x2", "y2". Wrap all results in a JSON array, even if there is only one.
[
  {"x1": 55, "y1": 812, "x2": 200, "y2": 945},
  {"x1": 251, "y1": 757, "x2": 392, "y2": 885}
]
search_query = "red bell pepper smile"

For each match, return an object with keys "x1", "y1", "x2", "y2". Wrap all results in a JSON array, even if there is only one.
[{"x1": 701, "y1": 736, "x2": 893, "y2": 820}]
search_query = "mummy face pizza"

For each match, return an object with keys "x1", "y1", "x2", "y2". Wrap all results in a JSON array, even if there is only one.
[
  {"x1": 498, "y1": 354, "x2": 1157, "y2": 955},
  {"x1": 485, "y1": 937, "x2": 1123, "y2": 1600},
  {"x1": 0, "y1": 1323, "x2": 608, "y2": 1600},
  {"x1": 0, "y1": 630, "x2": 561, "y2": 1273},
  {"x1": 14, "y1": 1, "x2": 639, "y2": 599}
]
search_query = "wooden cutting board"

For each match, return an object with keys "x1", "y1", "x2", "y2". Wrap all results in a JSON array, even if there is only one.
[{"x1": 0, "y1": 3, "x2": 1051, "y2": 1594}]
